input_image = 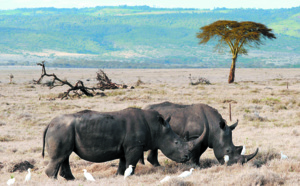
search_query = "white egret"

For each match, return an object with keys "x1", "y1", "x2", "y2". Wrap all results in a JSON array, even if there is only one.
[
  {"x1": 224, "y1": 155, "x2": 229, "y2": 164},
  {"x1": 7, "y1": 177, "x2": 15, "y2": 185},
  {"x1": 177, "y1": 168, "x2": 194, "y2": 178},
  {"x1": 241, "y1": 145, "x2": 246, "y2": 155},
  {"x1": 281, "y1": 152, "x2": 288, "y2": 160},
  {"x1": 24, "y1": 168, "x2": 31, "y2": 182},
  {"x1": 124, "y1": 165, "x2": 134, "y2": 179},
  {"x1": 160, "y1": 175, "x2": 171, "y2": 183},
  {"x1": 83, "y1": 169, "x2": 95, "y2": 181}
]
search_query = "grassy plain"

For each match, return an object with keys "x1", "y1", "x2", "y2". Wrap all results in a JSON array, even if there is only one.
[{"x1": 0, "y1": 68, "x2": 299, "y2": 185}]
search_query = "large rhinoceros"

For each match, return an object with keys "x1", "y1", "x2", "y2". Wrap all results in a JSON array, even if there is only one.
[
  {"x1": 143, "y1": 102, "x2": 258, "y2": 166},
  {"x1": 42, "y1": 108, "x2": 206, "y2": 180}
]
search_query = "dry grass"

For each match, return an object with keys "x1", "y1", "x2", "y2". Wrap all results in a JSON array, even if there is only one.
[{"x1": 0, "y1": 68, "x2": 299, "y2": 185}]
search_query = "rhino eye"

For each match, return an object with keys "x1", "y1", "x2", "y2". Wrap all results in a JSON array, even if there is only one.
[{"x1": 175, "y1": 141, "x2": 178, "y2": 144}]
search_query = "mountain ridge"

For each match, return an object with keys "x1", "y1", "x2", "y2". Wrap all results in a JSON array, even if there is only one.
[{"x1": 0, "y1": 6, "x2": 299, "y2": 68}]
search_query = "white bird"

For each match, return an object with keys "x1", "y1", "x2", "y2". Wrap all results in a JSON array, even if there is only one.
[
  {"x1": 177, "y1": 168, "x2": 194, "y2": 178},
  {"x1": 24, "y1": 168, "x2": 31, "y2": 182},
  {"x1": 241, "y1": 145, "x2": 246, "y2": 155},
  {"x1": 83, "y1": 169, "x2": 95, "y2": 181},
  {"x1": 281, "y1": 152, "x2": 288, "y2": 160},
  {"x1": 124, "y1": 165, "x2": 134, "y2": 179},
  {"x1": 224, "y1": 155, "x2": 229, "y2": 164},
  {"x1": 7, "y1": 177, "x2": 15, "y2": 185},
  {"x1": 160, "y1": 175, "x2": 171, "y2": 183}
]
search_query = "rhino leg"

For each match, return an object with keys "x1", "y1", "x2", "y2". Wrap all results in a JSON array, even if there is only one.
[
  {"x1": 147, "y1": 149, "x2": 160, "y2": 166},
  {"x1": 59, "y1": 157, "x2": 75, "y2": 180},
  {"x1": 45, "y1": 157, "x2": 65, "y2": 179},
  {"x1": 191, "y1": 146, "x2": 208, "y2": 166},
  {"x1": 139, "y1": 152, "x2": 145, "y2": 165},
  {"x1": 117, "y1": 147, "x2": 143, "y2": 175},
  {"x1": 125, "y1": 147, "x2": 144, "y2": 175},
  {"x1": 116, "y1": 157, "x2": 126, "y2": 175}
]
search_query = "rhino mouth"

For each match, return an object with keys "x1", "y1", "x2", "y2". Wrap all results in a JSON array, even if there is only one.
[{"x1": 180, "y1": 154, "x2": 190, "y2": 163}]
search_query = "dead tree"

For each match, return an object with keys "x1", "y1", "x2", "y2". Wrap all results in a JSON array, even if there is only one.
[
  {"x1": 189, "y1": 74, "x2": 211, "y2": 85},
  {"x1": 33, "y1": 61, "x2": 100, "y2": 99},
  {"x1": 96, "y1": 69, "x2": 127, "y2": 89}
]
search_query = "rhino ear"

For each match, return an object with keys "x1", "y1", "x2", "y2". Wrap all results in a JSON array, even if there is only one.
[
  {"x1": 158, "y1": 116, "x2": 170, "y2": 128},
  {"x1": 184, "y1": 131, "x2": 190, "y2": 141},
  {"x1": 165, "y1": 116, "x2": 171, "y2": 123},
  {"x1": 219, "y1": 120, "x2": 226, "y2": 130},
  {"x1": 229, "y1": 119, "x2": 239, "y2": 130}
]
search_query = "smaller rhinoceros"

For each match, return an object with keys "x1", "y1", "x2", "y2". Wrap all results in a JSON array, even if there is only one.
[
  {"x1": 143, "y1": 102, "x2": 259, "y2": 166},
  {"x1": 42, "y1": 108, "x2": 206, "y2": 180}
]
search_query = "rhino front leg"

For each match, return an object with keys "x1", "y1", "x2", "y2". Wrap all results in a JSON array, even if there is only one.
[
  {"x1": 124, "y1": 147, "x2": 144, "y2": 175},
  {"x1": 191, "y1": 146, "x2": 208, "y2": 166},
  {"x1": 116, "y1": 156, "x2": 126, "y2": 175},
  {"x1": 139, "y1": 152, "x2": 145, "y2": 165},
  {"x1": 59, "y1": 157, "x2": 75, "y2": 180},
  {"x1": 147, "y1": 149, "x2": 160, "y2": 166}
]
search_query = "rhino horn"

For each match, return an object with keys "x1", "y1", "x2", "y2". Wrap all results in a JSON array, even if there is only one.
[
  {"x1": 243, "y1": 148, "x2": 259, "y2": 162},
  {"x1": 235, "y1": 145, "x2": 243, "y2": 154},
  {"x1": 188, "y1": 124, "x2": 207, "y2": 151}
]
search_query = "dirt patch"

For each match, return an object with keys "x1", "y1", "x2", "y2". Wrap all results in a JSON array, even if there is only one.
[{"x1": 8, "y1": 160, "x2": 34, "y2": 173}]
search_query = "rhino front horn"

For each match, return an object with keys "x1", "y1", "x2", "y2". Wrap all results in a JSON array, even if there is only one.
[
  {"x1": 188, "y1": 124, "x2": 207, "y2": 151},
  {"x1": 244, "y1": 148, "x2": 259, "y2": 162}
]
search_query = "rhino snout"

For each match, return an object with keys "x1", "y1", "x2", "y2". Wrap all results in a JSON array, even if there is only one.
[{"x1": 180, "y1": 153, "x2": 190, "y2": 163}]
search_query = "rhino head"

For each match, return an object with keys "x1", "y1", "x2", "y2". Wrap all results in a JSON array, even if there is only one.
[
  {"x1": 157, "y1": 116, "x2": 207, "y2": 163},
  {"x1": 213, "y1": 119, "x2": 259, "y2": 165}
]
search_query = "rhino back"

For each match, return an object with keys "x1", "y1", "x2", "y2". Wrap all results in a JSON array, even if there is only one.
[
  {"x1": 146, "y1": 102, "x2": 223, "y2": 139},
  {"x1": 73, "y1": 109, "x2": 152, "y2": 162}
]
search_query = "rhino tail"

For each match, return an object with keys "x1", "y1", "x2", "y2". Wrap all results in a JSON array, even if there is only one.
[{"x1": 42, "y1": 124, "x2": 50, "y2": 158}]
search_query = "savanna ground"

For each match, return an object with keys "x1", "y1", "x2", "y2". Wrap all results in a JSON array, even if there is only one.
[{"x1": 0, "y1": 67, "x2": 299, "y2": 186}]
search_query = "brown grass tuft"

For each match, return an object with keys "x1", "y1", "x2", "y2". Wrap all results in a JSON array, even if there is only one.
[
  {"x1": 0, "y1": 135, "x2": 15, "y2": 142},
  {"x1": 252, "y1": 148, "x2": 280, "y2": 168},
  {"x1": 232, "y1": 167, "x2": 285, "y2": 185},
  {"x1": 269, "y1": 159, "x2": 300, "y2": 173},
  {"x1": 166, "y1": 178, "x2": 195, "y2": 186},
  {"x1": 199, "y1": 158, "x2": 219, "y2": 169}
]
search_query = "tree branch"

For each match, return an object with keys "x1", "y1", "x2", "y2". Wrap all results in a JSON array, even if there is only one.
[{"x1": 33, "y1": 61, "x2": 101, "y2": 99}]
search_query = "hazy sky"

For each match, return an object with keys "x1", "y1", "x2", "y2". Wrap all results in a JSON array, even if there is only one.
[{"x1": 0, "y1": 0, "x2": 300, "y2": 10}]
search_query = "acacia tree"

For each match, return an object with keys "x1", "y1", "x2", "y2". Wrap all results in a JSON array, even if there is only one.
[{"x1": 196, "y1": 20, "x2": 276, "y2": 83}]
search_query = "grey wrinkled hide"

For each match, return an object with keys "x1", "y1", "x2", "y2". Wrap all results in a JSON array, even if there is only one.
[
  {"x1": 42, "y1": 108, "x2": 198, "y2": 180},
  {"x1": 143, "y1": 102, "x2": 258, "y2": 166}
]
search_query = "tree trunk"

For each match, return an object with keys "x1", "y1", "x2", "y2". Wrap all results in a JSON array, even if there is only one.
[{"x1": 228, "y1": 56, "x2": 237, "y2": 83}]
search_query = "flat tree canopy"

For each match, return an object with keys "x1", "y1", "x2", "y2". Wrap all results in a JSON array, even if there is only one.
[{"x1": 197, "y1": 20, "x2": 276, "y2": 83}]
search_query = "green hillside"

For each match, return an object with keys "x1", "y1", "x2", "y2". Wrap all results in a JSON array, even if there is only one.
[{"x1": 0, "y1": 6, "x2": 299, "y2": 68}]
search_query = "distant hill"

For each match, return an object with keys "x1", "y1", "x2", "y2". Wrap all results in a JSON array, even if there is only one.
[{"x1": 0, "y1": 6, "x2": 299, "y2": 68}]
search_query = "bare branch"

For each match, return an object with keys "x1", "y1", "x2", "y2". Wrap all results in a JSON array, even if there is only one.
[{"x1": 33, "y1": 62, "x2": 131, "y2": 99}]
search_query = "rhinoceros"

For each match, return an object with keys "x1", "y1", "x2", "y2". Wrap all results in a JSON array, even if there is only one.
[
  {"x1": 143, "y1": 102, "x2": 259, "y2": 166},
  {"x1": 42, "y1": 108, "x2": 206, "y2": 180}
]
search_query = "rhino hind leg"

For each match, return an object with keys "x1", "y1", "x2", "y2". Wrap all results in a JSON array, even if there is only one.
[
  {"x1": 59, "y1": 157, "x2": 75, "y2": 180},
  {"x1": 147, "y1": 149, "x2": 160, "y2": 167},
  {"x1": 45, "y1": 157, "x2": 66, "y2": 179}
]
